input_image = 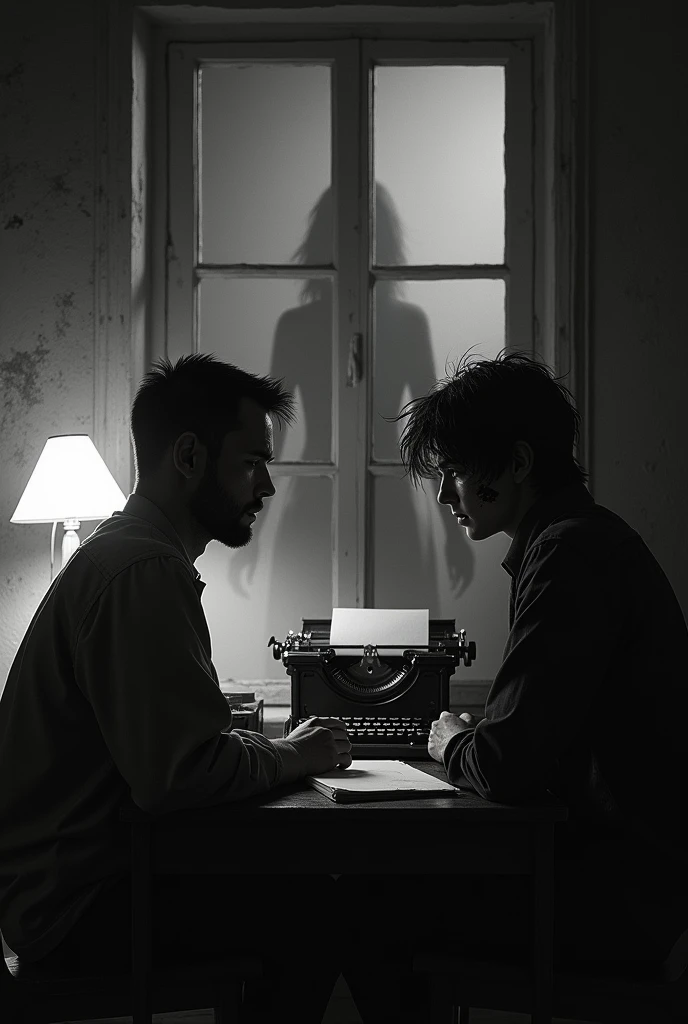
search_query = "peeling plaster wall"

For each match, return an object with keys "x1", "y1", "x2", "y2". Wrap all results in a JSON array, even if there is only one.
[
  {"x1": 1, "y1": 2, "x2": 97, "y2": 683},
  {"x1": 589, "y1": 1, "x2": 688, "y2": 615},
  {"x1": 1, "y1": 0, "x2": 687, "y2": 696}
]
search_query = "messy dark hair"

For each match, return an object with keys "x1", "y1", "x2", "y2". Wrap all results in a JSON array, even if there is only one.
[
  {"x1": 398, "y1": 350, "x2": 587, "y2": 491},
  {"x1": 130, "y1": 353, "x2": 295, "y2": 477}
]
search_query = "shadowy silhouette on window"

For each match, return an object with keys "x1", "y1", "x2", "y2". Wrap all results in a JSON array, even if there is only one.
[{"x1": 227, "y1": 183, "x2": 474, "y2": 640}]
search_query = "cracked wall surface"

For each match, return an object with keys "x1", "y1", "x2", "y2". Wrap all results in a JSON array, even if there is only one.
[{"x1": 1, "y1": 1, "x2": 96, "y2": 675}]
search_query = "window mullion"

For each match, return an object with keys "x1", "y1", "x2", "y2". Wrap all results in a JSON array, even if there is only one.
[
  {"x1": 196, "y1": 265, "x2": 334, "y2": 279},
  {"x1": 374, "y1": 265, "x2": 509, "y2": 281},
  {"x1": 333, "y1": 41, "x2": 366, "y2": 609},
  {"x1": 166, "y1": 44, "x2": 197, "y2": 363},
  {"x1": 504, "y1": 41, "x2": 535, "y2": 353}
]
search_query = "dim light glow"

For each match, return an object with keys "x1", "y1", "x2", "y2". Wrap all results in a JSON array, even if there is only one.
[{"x1": 10, "y1": 434, "x2": 127, "y2": 524}]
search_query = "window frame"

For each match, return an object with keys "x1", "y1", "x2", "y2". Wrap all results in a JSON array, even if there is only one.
[
  {"x1": 160, "y1": 35, "x2": 539, "y2": 610},
  {"x1": 96, "y1": 0, "x2": 589, "y2": 500},
  {"x1": 93, "y1": 0, "x2": 588, "y2": 695}
]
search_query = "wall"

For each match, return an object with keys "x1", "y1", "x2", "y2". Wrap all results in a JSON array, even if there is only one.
[
  {"x1": 588, "y1": 0, "x2": 688, "y2": 616},
  {"x1": 0, "y1": 1, "x2": 99, "y2": 682},
  {"x1": 1, "y1": 0, "x2": 687, "y2": 696}
]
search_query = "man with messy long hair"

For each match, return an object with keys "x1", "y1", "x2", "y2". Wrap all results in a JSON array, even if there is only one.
[{"x1": 342, "y1": 351, "x2": 688, "y2": 1024}]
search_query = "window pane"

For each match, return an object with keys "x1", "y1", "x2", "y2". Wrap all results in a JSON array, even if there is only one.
[
  {"x1": 373, "y1": 66, "x2": 505, "y2": 265},
  {"x1": 200, "y1": 64, "x2": 332, "y2": 265},
  {"x1": 199, "y1": 476, "x2": 333, "y2": 682},
  {"x1": 371, "y1": 474, "x2": 510, "y2": 680},
  {"x1": 372, "y1": 278, "x2": 506, "y2": 461},
  {"x1": 199, "y1": 277, "x2": 332, "y2": 462}
]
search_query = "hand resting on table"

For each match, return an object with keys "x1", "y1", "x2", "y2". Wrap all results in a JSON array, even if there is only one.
[{"x1": 286, "y1": 716, "x2": 353, "y2": 774}]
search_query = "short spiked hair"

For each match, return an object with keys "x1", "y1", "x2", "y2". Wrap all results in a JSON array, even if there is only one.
[
  {"x1": 398, "y1": 350, "x2": 587, "y2": 490},
  {"x1": 130, "y1": 353, "x2": 295, "y2": 477}
]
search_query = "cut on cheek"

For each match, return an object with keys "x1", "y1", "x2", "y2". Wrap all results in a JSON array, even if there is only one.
[{"x1": 476, "y1": 485, "x2": 499, "y2": 503}]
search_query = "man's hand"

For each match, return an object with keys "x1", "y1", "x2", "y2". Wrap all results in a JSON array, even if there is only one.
[
  {"x1": 428, "y1": 711, "x2": 476, "y2": 763},
  {"x1": 286, "y1": 717, "x2": 353, "y2": 774}
]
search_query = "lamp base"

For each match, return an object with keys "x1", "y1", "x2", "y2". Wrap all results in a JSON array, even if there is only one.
[{"x1": 62, "y1": 518, "x2": 81, "y2": 568}]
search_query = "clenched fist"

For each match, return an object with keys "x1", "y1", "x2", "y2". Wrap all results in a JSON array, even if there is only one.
[{"x1": 428, "y1": 711, "x2": 476, "y2": 763}]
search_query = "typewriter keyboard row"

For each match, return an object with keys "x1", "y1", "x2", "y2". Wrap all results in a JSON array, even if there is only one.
[{"x1": 298, "y1": 716, "x2": 432, "y2": 745}]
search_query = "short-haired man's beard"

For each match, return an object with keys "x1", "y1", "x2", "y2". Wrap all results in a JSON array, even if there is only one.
[{"x1": 189, "y1": 465, "x2": 253, "y2": 549}]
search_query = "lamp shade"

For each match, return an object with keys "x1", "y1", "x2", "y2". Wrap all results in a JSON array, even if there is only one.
[{"x1": 10, "y1": 434, "x2": 127, "y2": 524}]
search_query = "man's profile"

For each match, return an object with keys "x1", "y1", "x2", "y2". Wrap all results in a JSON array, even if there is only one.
[
  {"x1": 342, "y1": 350, "x2": 688, "y2": 1024},
  {"x1": 0, "y1": 354, "x2": 351, "y2": 1023}
]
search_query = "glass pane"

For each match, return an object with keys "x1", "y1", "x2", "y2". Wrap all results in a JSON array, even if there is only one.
[
  {"x1": 372, "y1": 474, "x2": 510, "y2": 680},
  {"x1": 200, "y1": 64, "x2": 332, "y2": 265},
  {"x1": 199, "y1": 277, "x2": 332, "y2": 462},
  {"x1": 372, "y1": 278, "x2": 506, "y2": 461},
  {"x1": 199, "y1": 476, "x2": 333, "y2": 682},
  {"x1": 374, "y1": 66, "x2": 505, "y2": 265}
]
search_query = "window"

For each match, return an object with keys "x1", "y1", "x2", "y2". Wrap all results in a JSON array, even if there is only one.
[{"x1": 154, "y1": 27, "x2": 553, "y2": 687}]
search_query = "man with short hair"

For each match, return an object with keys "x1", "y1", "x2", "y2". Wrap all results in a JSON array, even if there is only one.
[
  {"x1": 343, "y1": 351, "x2": 688, "y2": 1024},
  {"x1": 0, "y1": 354, "x2": 351, "y2": 1023}
]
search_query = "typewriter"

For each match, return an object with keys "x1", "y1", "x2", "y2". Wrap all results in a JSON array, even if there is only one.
[{"x1": 268, "y1": 617, "x2": 476, "y2": 760}]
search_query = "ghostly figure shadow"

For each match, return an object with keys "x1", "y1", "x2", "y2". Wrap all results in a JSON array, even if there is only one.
[{"x1": 228, "y1": 183, "x2": 474, "y2": 635}]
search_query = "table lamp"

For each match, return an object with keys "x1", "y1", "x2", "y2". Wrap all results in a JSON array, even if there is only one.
[{"x1": 10, "y1": 434, "x2": 127, "y2": 576}]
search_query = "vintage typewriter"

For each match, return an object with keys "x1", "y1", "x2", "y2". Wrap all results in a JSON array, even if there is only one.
[{"x1": 268, "y1": 617, "x2": 476, "y2": 759}]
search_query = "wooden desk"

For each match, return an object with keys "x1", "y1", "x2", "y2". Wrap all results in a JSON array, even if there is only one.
[{"x1": 121, "y1": 761, "x2": 567, "y2": 1024}]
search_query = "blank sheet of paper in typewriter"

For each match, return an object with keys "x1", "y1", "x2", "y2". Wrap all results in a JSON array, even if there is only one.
[
  {"x1": 306, "y1": 759, "x2": 460, "y2": 803},
  {"x1": 329, "y1": 608, "x2": 429, "y2": 651}
]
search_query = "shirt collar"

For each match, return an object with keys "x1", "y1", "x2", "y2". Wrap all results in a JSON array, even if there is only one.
[
  {"x1": 115, "y1": 494, "x2": 201, "y2": 583},
  {"x1": 502, "y1": 481, "x2": 595, "y2": 579}
]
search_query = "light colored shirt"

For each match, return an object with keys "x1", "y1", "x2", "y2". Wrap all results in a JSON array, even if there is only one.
[{"x1": 0, "y1": 494, "x2": 301, "y2": 960}]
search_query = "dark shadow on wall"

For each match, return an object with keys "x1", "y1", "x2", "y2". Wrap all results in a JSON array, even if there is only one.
[{"x1": 228, "y1": 183, "x2": 474, "y2": 634}]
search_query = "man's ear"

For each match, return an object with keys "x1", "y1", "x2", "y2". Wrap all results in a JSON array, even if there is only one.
[
  {"x1": 172, "y1": 432, "x2": 207, "y2": 481},
  {"x1": 512, "y1": 440, "x2": 535, "y2": 484}
]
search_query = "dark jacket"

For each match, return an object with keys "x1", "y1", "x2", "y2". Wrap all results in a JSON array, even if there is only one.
[
  {"x1": 444, "y1": 483, "x2": 688, "y2": 944},
  {"x1": 0, "y1": 494, "x2": 301, "y2": 960}
]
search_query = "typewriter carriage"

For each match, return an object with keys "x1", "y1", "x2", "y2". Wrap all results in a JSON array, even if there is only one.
[{"x1": 268, "y1": 618, "x2": 476, "y2": 711}]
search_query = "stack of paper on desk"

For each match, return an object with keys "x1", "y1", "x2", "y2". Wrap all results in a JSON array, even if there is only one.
[{"x1": 306, "y1": 760, "x2": 460, "y2": 803}]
